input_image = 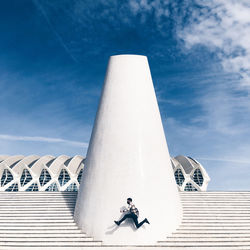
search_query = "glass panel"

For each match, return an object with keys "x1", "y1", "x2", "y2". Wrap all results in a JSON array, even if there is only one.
[
  {"x1": 77, "y1": 169, "x2": 83, "y2": 184},
  {"x1": 1, "y1": 169, "x2": 13, "y2": 186},
  {"x1": 25, "y1": 183, "x2": 39, "y2": 191},
  {"x1": 39, "y1": 169, "x2": 51, "y2": 186},
  {"x1": 46, "y1": 159, "x2": 55, "y2": 167},
  {"x1": 5, "y1": 183, "x2": 18, "y2": 191},
  {"x1": 65, "y1": 183, "x2": 78, "y2": 192},
  {"x1": 174, "y1": 169, "x2": 185, "y2": 186},
  {"x1": 28, "y1": 159, "x2": 39, "y2": 168},
  {"x1": 184, "y1": 182, "x2": 197, "y2": 191},
  {"x1": 192, "y1": 169, "x2": 204, "y2": 186},
  {"x1": 58, "y1": 169, "x2": 70, "y2": 186},
  {"x1": 20, "y1": 169, "x2": 33, "y2": 186},
  {"x1": 45, "y1": 182, "x2": 58, "y2": 191},
  {"x1": 9, "y1": 160, "x2": 21, "y2": 169}
]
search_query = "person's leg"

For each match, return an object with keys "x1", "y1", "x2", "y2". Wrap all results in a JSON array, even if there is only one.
[
  {"x1": 136, "y1": 219, "x2": 147, "y2": 228},
  {"x1": 131, "y1": 214, "x2": 140, "y2": 228},
  {"x1": 134, "y1": 216, "x2": 150, "y2": 229},
  {"x1": 115, "y1": 214, "x2": 132, "y2": 225}
]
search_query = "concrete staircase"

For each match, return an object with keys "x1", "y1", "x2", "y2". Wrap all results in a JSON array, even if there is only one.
[
  {"x1": 157, "y1": 192, "x2": 250, "y2": 249},
  {"x1": 1, "y1": 191, "x2": 250, "y2": 249},
  {"x1": 0, "y1": 192, "x2": 101, "y2": 249}
]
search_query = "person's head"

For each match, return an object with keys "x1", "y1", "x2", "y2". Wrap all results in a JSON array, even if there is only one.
[{"x1": 127, "y1": 198, "x2": 132, "y2": 204}]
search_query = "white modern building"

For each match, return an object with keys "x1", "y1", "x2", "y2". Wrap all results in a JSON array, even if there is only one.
[
  {"x1": 0, "y1": 155, "x2": 83, "y2": 192},
  {"x1": 171, "y1": 155, "x2": 210, "y2": 191},
  {"x1": 0, "y1": 55, "x2": 249, "y2": 249},
  {"x1": 0, "y1": 154, "x2": 209, "y2": 192}
]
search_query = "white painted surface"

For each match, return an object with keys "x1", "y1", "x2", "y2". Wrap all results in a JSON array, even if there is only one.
[
  {"x1": 0, "y1": 192, "x2": 102, "y2": 248},
  {"x1": 75, "y1": 55, "x2": 182, "y2": 245},
  {"x1": 171, "y1": 155, "x2": 210, "y2": 191},
  {"x1": 0, "y1": 155, "x2": 84, "y2": 191}
]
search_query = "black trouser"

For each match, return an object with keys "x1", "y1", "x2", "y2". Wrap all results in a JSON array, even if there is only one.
[{"x1": 118, "y1": 213, "x2": 147, "y2": 228}]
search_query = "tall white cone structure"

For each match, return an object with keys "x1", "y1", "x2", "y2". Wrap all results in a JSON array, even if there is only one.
[{"x1": 74, "y1": 55, "x2": 182, "y2": 245}]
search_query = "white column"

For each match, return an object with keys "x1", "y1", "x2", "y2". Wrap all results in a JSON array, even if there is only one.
[{"x1": 74, "y1": 54, "x2": 182, "y2": 245}]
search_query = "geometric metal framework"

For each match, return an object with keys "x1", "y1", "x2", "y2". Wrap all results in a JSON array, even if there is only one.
[
  {"x1": 184, "y1": 182, "x2": 198, "y2": 191},
  {"x1": 20, "y1": 169, "x2": 32, "y2": 186},
  {"x1": 174, "y1": 169, "x2": 185, "y2": 186},
  {"x1": 1, "y1": 169, "x2": 13, "y2": 186},
  {"x1": 192, "y1": 169, "x2": 204, "y2": 186},
  {"x1": 0, "y1": 155, "x2": 84, "y2": 191},
  {"x1": 171, "y1": 155, "x2": 210, "y2": 191},
  {"x1": 0, "y1": 154, "x2": 209, "y2": 192}
]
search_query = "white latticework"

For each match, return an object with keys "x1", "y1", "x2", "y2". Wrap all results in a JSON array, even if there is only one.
[
  {"x1": 0, "y1": 155, "x2": 84, "y2": 191},
  {"x1": 0, "y1": 154, "x2": 210, "y2": 191},
  {"x1": 171, "y1": 155, "x2": 210, "y2": 191}
]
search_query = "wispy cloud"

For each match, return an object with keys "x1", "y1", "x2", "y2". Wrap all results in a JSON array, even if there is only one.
[
  {"x1": 33, "y1": 0, "x2": 78, "y2": 62},
  {"x1": 178, "y1": 0, "x2": 250, "y2": 87},
  {"x1": 0, "y1": 134, "x2": 88, "y2": 148},
  {"x1": 196, "y1": 157, "x2": 250, "y2": 165}
]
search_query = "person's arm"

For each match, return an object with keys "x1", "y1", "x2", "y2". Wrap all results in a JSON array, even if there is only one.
[{"x1": 120, "y1": 204, "x2": 130, "y2": 213}]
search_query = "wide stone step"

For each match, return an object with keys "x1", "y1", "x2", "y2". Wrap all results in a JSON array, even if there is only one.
[
  {"x1": 0, "y1": 237, "x2": 94, "y2": 242},
  {"x1": 0, "y1": 208, "x2": 74, "y2": 211},
  {"x1": 0, "y1": 242, "x2": 102, "y2": 247},
  {"x1": 0, "y1": 219, "x2": 75, "y2": 223},
  {"x1": 181, "y1": 197, "x2": 250, "y2": 199},
  {"x1": 183, "y1": 209, "x2": 250, "y2": 211},
  {"x1": 157, "y1": 241, "x2": 250, "y2": 246},
  {"x1": 0, "y1": 234, "x2": 87, "y2": 237},
  {"x1": 0, "y1": 226, "x2": 79, "y2": 230},
  {"x1": 178, "y1": 227, "x2": 250, "y2": 231},
  {"x1": 180, "y1": 224, "x2": 250, "y2": 227},
  {"x1": 166, "y1": 237, "x2": 250, "y2": 242},
  {"x1": 0, "y1": 194, "x2": 75, "y2": 198},
  {"x1": 0, "y1": 199, "x2": 76, "y2": 203},
  {"x1": 183, "y1": 215, "x2": 250, "y2": 218},
  {"x1": 0, "y1": 211, "x2": 74, "y2": 215},
  {"x1": 181, "y1": 201, "x2": 250, "y2": 203},
  {"x1": 0, "y1": 230, "x2": 83, "y2": 233},
  {"x1": 172, "y1": 233, "x2": 250, "y2": 237},
  {"x1": 1, "y1": 247, "x2": 249, "y2": 250},
  {"x1": 0, "y1": 216, "x2": 74, "y2": 219},
  {"x1": 0, "y1": 197, "x2": 77, "y2": 199},
  {"x1": 0, "y1": 205, "x2": 75, "y2": 208},
  {"x1": 0, "y1": 233, "x2": 87, "y2": 237},
  {"x1": 180, "y1": 192, "x2": 250, "y2": 194},
  {"x1": 183, "y1": 205, "x2": 250, "y2": 207},
  {"x1": 177, "y1": 229, "x2": 250, "y2": 232},
  {"x1": 183, "y1": 212, "x2": 250, "y2": 215},
  {"x1": 180, "y1": 197, "x2": 250, "y2": 199},
  {"x1": 182, "y1": 220, "x2": 250, "y2": 223},
  {"x1": 182, "y1": 204, "x2": 250, "y2": 207},
  {"x1": 0, "y1": 196, "x2": 77, "y2": 199}
]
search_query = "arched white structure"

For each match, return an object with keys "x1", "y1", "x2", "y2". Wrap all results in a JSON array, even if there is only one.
[
  {"x1": 74, "y1": 55, "x2": 182, "y2": 245},
  {"x1": 0, "y1": 155, "x2": 84, "y2": 191},
  {"x1": 171, "y1": 155, "x2": 210, "y2": 191},
  {"x1": 0, "y1": 154, "x2": 210, "y2": 192}
]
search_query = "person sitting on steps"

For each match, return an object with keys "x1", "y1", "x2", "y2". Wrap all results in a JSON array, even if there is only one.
[{"x1": 114, "y1": 198, "x2": 150, "y2": 229}]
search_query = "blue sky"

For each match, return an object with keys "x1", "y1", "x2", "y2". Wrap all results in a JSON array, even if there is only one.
[{"x1": 0, "y1": 0, "x2": 250, "y2": 190}]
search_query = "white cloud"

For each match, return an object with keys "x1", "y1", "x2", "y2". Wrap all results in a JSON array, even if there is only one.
[
  {"x1": 0, "y1": 134, "x2": 88, "y2": 148},
  {"x1": 178, "y1": 0, "x2": 250, "y2": 87},
  {"x1": 196, "y1": 157, "x2": 250, "y2": 165}
]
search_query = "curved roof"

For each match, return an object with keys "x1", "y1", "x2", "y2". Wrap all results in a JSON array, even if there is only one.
[
  {"x1": 0, "y1": 155, "x2": 85, "y2": 192},
  {"x1": 171, "y1": 155, "x2": 210, "y2": 191},
  {"x1": 0, "y1": 154, "x2": 209, "y2": 192}
]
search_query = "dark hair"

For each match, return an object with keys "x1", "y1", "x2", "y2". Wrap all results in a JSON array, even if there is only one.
[{"x1": 127, "y1": 198, "x2": 132, "y2": 202}]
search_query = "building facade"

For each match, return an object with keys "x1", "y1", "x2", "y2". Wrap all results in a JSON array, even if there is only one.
[{"x1": 0, "y1": 154, "x2": 209, "y2": 192}]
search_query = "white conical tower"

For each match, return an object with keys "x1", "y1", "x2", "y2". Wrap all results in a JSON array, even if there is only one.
[{"x1": 74, "y1": 55, "x2": 182, "y2": 245}]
